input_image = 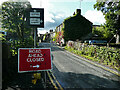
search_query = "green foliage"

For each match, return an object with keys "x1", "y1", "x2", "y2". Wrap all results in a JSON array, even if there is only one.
[
  {"x1": 94, "y1": 1, "x2": 120, "y2": 42},
  {"x1": 43, "y1": 35, "x2": 46, "y2": 41},
  {"x1": 92, "y1": 27, "x2": 104, "y2": 38},
  {"x1": 1, "y1": 1, "x2": 33, "y2": 55},
  {"x1": 64, "y1": 16, "x2": 72, "y2": 21},
  {"x1": 0, "y1": 34, "x2": 6, "y2": 42},
  {"x1": 1, "y1": 1, "x2": 32, "y2": 42},
  {"x1": 92, "y1": 26, "x2": 113, "y2": 40},
  {"x1": 54, "y1": 30, "x2": 64, "y2": 43},
  {"x1": 54, "y1": 31, "x2": 59, "y2": 42},
  {"x1": 65, "y1": 43, "x2": 120, "y2": 71},
  {"x1": 103, "y1": 27, "x2": 113, "y2": 39}
]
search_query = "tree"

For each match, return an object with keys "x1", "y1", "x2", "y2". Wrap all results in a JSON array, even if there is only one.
[
  {"x1": 92, "y1": 26, "x2": 113, "y2": 41},
  {"x1": 94, "y1": 1, "x2": 120, "y2": 43},
  {"x1": 1, "y1": 0, "x2": 33, "y2": 47},
  {"x1": 92, "y1": 26, "x2": 104, "y2": 38}
]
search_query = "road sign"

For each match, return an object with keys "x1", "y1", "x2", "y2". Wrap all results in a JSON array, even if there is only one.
[
  {"x1": 30, "y1": 12, "x2": 40, "y2": 17},
  {"x1": 29, "y1": 8, "x2": 44, "y2": 27},
  {"x1": 30, "y1": 18, "x2": 43, "y2": 25},
  {"x1": 18, "y1": 48, "x2": 52, "y2": 73}
]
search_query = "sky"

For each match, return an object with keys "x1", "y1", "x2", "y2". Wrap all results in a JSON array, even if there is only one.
[{"x1": 0, "y1": 0, "x2": 106, "y2": 34}]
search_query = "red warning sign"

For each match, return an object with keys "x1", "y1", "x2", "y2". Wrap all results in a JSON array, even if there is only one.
[{"x1": 18, "y1": 48, "x2": 52, "y2": 73}]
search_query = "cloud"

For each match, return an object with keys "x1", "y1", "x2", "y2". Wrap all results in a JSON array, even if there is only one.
[
  {"x1": 0, "y1": 0, "x2": 8, "y2": 5},
  {"x1": 38, "y1": 29, "x2": 48, "y2": 34},
  {"x1": 35, "y1": 0, "x2": 67, "y2": 34},
  {"x1": 37, "y1": 11, "x2": 67, "y2": 34},
  {"x1": 45, "y1": 12, "x2": 55, "y2": 23},
  {"x1": 84, "y1": 10, "x2": 106, "y2": 25},
  {"x1": 38, "y1": 12, "x2": 65, "y2": 34},
  {"x1": 39, "y1": 12, "x2": 66, "y2": 34},
  {"x1": 49, "y1": 0, "x2": 96, "y2": 2}
]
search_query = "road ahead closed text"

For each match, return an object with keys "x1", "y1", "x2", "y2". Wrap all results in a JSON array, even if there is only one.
[{"x1": 18, "y1": 48, "x2": 52, "y2": 72}]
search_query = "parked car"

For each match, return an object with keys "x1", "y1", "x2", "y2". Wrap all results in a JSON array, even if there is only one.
[
  {"x1": 89, "y1": 40, "x2": 107, "y2": 44},
  {"x1": 84, "y1": 40, "x2": 89, "y2": 43}
]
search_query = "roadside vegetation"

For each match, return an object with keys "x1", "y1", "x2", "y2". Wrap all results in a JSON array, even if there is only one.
[
  {"x1": 65, "y1": 42, "x2": 120, "y2": 71},
  {"x1": 1, "y1": 0, "x2": 52, "y2": 89},
  {"x1": 1, "y1": 0, "x2": 34, "y2": 89},
  {"x1": 94, "y1": 2, "x2": 120, "y2": 44}
]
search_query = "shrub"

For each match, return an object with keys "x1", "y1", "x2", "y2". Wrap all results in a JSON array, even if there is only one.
[{"x1": 65, "y1": 41, "x2": 120, "y2": 71}]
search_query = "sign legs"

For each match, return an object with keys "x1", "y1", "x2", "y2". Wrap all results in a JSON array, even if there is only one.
[
  {"x1": 44, "y1": 71, "x2": 47, "y2": 88},
  {"x1": 34, "y1": 28, "x2": 47, "y2": 88}
]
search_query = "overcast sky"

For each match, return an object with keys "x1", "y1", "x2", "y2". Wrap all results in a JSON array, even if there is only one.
[{"x1": 0, "y1": 0, "x2": 105, "y2": 34}]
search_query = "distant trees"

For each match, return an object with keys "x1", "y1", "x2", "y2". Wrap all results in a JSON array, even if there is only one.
[
  {"x1": 94, "y1": 1, "x2": 120, "y2": 43},
  {"x1": 92, "y1": 27, "x2": 104, "y2": 38},
  {"x1": 1, "y1": 0, "x2": 33, "y2": 48},
  {"x1": 92, "y1": 26, "x2": 113, "y2": 41}
]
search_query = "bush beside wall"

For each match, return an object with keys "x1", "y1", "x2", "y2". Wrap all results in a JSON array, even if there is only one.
[{"x1": 65, "y1": 41, "x2": 120, "y2": 71}]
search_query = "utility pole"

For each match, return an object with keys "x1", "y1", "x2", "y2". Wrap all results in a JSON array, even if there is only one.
[
  {"x1": 79, "y1": 0, "x2": 83, "y2": 9},
  {"x1": 40, "y1": 0, "x2": 42, "y2": 7}
]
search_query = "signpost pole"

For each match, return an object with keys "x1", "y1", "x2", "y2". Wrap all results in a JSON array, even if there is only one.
[
  {"x1": 27, "y1": 8, "x2": 45, "y2": 88},
  {"x1": 44, "y1": 71, "x2": 46, "y2": 88},
  {"x1": 34, "y1": 28, "x2": 37, "y2": 48}
]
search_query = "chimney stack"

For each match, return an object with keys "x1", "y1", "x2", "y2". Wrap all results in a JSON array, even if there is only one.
[
  {"x1": 73, "y1": 12, "x2": 75, "y2": 15},
  {"x1": 50, "y1": 29, "x2": 53, "y2": 33},
  {"x1": 76, "y1": 9, "x2": 81, "y2": 15}
]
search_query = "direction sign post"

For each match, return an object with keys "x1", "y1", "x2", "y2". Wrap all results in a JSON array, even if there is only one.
[
  {"x1": 34, "y1": 28, "x2": 37, "y2": 48},
  {"x1": 19, "y1": 8, "x2": 46, "y2": 87},
  {"x1": 28, "y1": 8, "x2": 44, "y2": 48}
]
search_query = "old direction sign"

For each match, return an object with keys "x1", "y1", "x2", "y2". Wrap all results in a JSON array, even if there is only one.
[
  {"x1": 30, "y1": 18, "x2": 43, "y2": 25},
  {"x1": 18, "y1": 48, "x2": 52, "y2": 73},
  {"x1": 29, "y1": 8, "x2": 44, "y2": 28}
]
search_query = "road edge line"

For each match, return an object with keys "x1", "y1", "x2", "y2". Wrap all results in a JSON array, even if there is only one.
[
  {"x1": 47, "y1": 71, "x2": 58, "y2": 89},
  {"x1": 50, "y1": 71, "x2": 63, "y2": 90}
]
